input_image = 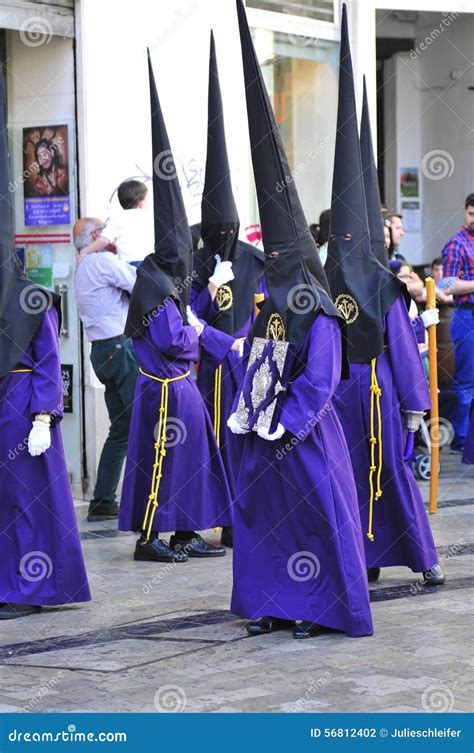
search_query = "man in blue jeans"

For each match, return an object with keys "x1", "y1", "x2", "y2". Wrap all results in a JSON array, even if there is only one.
[
  {"x1": 442, "y1": 193, "x2": 474, "y2": 452},
  {"x1": 74, "y1": 217, "x2": 138, "y2": 520}
]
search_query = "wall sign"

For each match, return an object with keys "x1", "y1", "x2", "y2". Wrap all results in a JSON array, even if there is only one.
[{"x1": 23, "y1": 125, "x2": 70, "y2": 226}]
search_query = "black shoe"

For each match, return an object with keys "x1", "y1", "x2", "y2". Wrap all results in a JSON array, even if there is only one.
[
  {"x1": 367, "y1": 567, "x2": 381, "y2": 583},
  {"x1": 422, "y1": 564, "x2": 445, "y2": 586},
  {"x1": 0, "y1": 603, "x2": 41, "y2": 620},
  {"x1": 246, "y1": 617, "x2": 295, "y2": 635},
  {"x1": 450, "y1": 445, "x2": 464, "y2": 454},
  {"x1": 87, "y1": 500, "x2": 119, "y2": 522},
  {"x1": 293, "y1": 621, "x2": 339, "y2": 639},
  {"x1": 221, "y1": 526, "x2": 233, "y2": 548},
  {"x1": 134, "y1": 536, "x2": 188, "y2": 563},
  {"x1": 169, "y1": 533, "x2": 226, "y2": 558}
]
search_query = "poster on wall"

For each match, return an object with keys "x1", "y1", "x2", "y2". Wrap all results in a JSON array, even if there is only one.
[
  {"x1": 61, "y1": 364, "x2": 73, "y2": 414},
  {"x1": 22, "y1": 125, "x2": 70, "y2": 226},
  {"x1": 401, "y1": 200, "x2": 421, "y2": 233},
  {"x1": 399, "y1": 167, "x2": 419, "y2": 198},
  {"x1": 25, "y1": 244, "x2": 53, "y2": 288}
]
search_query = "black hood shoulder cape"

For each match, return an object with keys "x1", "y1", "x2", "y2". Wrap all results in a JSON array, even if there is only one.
[
  {"x1": 236, "y1": 0, "x2": 345, "y2": 367},
  {"x1": 125, "y1": 51, "x2": 193, "y2": 339},
  {"x1": 193, "y1": 32, "x2": 264, "y2": 336},
  {"x1": 0, "y1": 69, "x2": 60, "y2": 378},
  {"x1": 325, "y1": 4, "x2": 404, "y2": 365}
]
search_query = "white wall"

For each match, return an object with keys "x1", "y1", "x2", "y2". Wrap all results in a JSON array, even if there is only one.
[
  {"x1": 75, "y1": 0, "x2": 251, "y2": 227},
  {"x1": 416, "y1": 12, "x2": 474, "y2": 258},
  {"x1": 381, "y1": 11, "x2": 474, "y2": 264}
]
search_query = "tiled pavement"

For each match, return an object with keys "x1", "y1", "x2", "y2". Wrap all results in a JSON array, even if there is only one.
[{"x1": 0, "y1": 451, "x2": 472, "y2": 714}]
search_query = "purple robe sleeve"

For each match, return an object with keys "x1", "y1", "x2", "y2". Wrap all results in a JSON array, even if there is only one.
[
  {"x1": 200, "y1": 326, "x2": 236, "y2": 369},
  {"x1": 30, "y1": 307, "x2": 63, "y2": 420},
  {"x1": 385, "y1": 297, "x2": 431, "y2": 411},
  {"x1": 411, "y1": 315, "x2": 426, "y2": 344},
  {"x1": 190, "y1": 283, "x2": 219, "y2": 323},
  {"x1": 148, "y1": 299, "x2": 199, "y2": 361},
  {"x1": 279, "y1": 314, "x2": 341, "y2": 440}
]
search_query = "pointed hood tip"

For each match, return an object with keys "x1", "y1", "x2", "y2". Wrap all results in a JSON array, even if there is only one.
[{"x1": 201, "y1": 23, "x2": 239, "y2": 239}]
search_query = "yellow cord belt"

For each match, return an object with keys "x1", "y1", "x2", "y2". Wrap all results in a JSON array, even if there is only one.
[
  {"x1": 367, "y1": 358, "x2": 383, "y2": 541},
  {"x1": 139, "y1": 367, "x2": 190, "y2": 541},
  {"x1": 213, "y1": 365, "x2": 222, "y2": 447},
  {"x1": 10, "y1": 369, "x2": 33, "y2": 373}
]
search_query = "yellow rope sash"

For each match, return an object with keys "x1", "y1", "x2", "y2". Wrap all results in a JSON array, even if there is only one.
[
  {"x1": 138, "y1": 367, "x2": 190, "y2": 541},
  {"x1": 10, "y1": 369, "x2": 33, "y2": 373},
  {"x1": 213, "y1": 365, "x2": 222, "y2": 447},
  {"x1": 367, "y1": 357, "x2": 383, "y2": 541}
]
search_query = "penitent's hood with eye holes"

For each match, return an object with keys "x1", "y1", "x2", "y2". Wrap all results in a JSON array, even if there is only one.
[{"x1": 325, "y1": 3, "x2": 405, "y2": 365}]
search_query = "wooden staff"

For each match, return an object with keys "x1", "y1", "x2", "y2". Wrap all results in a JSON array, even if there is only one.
[{"x1": 425, "y1": 277, "x2": 439, "y2": 513}]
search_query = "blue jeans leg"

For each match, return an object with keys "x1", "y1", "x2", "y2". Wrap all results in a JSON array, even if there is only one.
[{"x1": 449, "y1": 308, "x2": 474, "y2": 448}]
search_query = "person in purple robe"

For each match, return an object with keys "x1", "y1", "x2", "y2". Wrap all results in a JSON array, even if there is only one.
[
  {"x1": 226, "y1": 1, "x2": 373, "y2": 640},
  {"x1": 118, "y1": 52, "x2": 231, "y2": 563},
  {"x1": 325, "y1": 10, "x2": 444, "y2": 586},
  {"x1": 189, "y1": 33, "x2": 264, "y2": 548},
  {"x1": 0, "y1": 71, "x2": 90, "y2": 619}
]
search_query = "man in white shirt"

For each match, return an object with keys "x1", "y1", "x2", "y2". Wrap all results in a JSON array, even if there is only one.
[{"x1": 74, "y1": 217, "x2": 138, "y2": 521}]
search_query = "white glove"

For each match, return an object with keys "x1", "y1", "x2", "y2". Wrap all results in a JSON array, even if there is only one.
[
  {"x1": 28, "y1": 420, "x2": 51, "y2": 456},
  {"x1": 257, "y1": 423, "x2": 285, "y2": 441},
  {"x1": 402, "y1": 410, "x2": 424, "y2": 432},
  {"x1": 227, "y1": 412, "x2": 249, "y2": 435},
  {"x1": 231, "y1": 339, "x2": 244, "y2": 358},
  {"x1": 186, "y1": 305, "x2": 201, "y2": 329},
  {"x1": 209, "y1": 254, "x2": 234, "y2": 287},
  {"x1": 421, "y1": 308, "x2": 439, "y2": 328}
]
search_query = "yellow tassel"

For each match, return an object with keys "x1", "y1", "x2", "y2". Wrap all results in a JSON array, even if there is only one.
[{"x1": 367, "y1": 358, "x2": 383, "y2": 542}]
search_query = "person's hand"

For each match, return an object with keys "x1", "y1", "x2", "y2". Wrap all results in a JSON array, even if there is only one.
[
  {"x1": 209, "y1": 254, "x2": 234, "y2": 287},
  {"x1": 231, "y1": 339, "x2": 244, "y2": 357},
  {"x1": 28, "y1": 420, "x2": 51, "y2": 456},
  {"x1": 227, "y1": 412, "x2": 249, "y2": 435},
  {"x1": 186, "y1": 305, "x2": 201, "y2": 329},
  {"x1": 76, "y1": 246, "x2": 96, "y2": 267},
  {"x1": 257, "y1": 423, "x2": 285, "y2": 441},
  {"x1": 421, "y1": 308, "x2": 439, "y2": 328},
  {"x1": 76, "y1": 250, "x2": 88, "y2": 267},
  {"x1": 402, "y1": 410, "x2": 424, "y2": 432}
]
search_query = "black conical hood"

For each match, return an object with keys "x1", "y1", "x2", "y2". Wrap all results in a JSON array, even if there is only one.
[
  {"x1": 325, "y1": 4, "x2": 402, "y2": 364},
  {"x1": 125, "y1": 51, "x2": 192, "y2": 338},
  {"x1": 200, "y1": 31, "x2": 240, "y2": 263},
  {"x1": 360, "y1": 76, "x2": 387, "y2": 267},
  {"x1": 0, "y1": 68, "x2": 60, "y2": 377},
  {"x1": 236, "y1": 0, "x2": 341, "y2": 356}
]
